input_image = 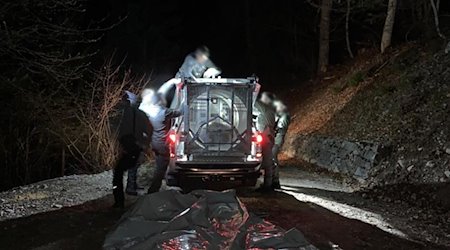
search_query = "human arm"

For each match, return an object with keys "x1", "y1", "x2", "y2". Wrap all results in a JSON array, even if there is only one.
[
  {"x1": 165, "y1": 108, "x2": 182, "y2": 119},
  {"x1": 202, "y1": 59, "x2": 221, "y2": 78},
  {"x1": 157, "y1": 78, "x2": 181, "y2": 95},
  {"x1": 277, "y1": 113, "x2": 291, "y2": 130},
  {"x1": 137, "y1": 110, "x2": 153, "y2": 148},
  {"x1": 176, "y1": 55, "x2": 196, "y2": 78}
]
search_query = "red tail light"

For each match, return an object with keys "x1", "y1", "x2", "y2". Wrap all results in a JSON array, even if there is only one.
[
  {"x1": 255, "y1": 134, "x2": 263, "y2": 143},
  {"x1": 169, "y1": 132, "x2": 176, "y2": 144},
  {"x1": 252, "y1": 133, "x2": 263, "y2": 143}
]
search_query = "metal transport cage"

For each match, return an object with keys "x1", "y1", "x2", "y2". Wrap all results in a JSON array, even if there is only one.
[{"x1": 167, "y1": 77, "x2": 263, "y2": 189}]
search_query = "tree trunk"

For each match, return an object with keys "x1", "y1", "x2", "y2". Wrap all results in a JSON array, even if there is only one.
[
  {"x1": 345, "y1": 0, "x2": 354, "y2": 58},
  {"x1": 318, "y1": 0, "x2": 333, "y2": 75},
  {"x1": 429, "y1": 0, "x2": 446, "y2": 40},
  {"x1": 381, "y1": 0, "x2": 398, "y2": 53}
]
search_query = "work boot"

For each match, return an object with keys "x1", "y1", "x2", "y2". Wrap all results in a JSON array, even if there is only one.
[
  {"x1": 112, "y1": 187, "x2": 125, "y2": 209},
  {"x1": 125, "y1": 186, "x2": 138, "y2": 196},
  {"x1": 255, "y1": 186, "x2": 275, "y2": 193},
  {"x1": 272, "y1": 182, "x2": 281, "y2": 189},
  {"x1": 125, "y1": 181, "x2": 137, "y2": 196},
  {"x1": 112, "y1": 201, "x2": 124, "y2": 209},
  {"x1": 126, "y1": 167, "x2": 138, "y2": 196},
  {"x1": 147, "y1": 174, "x2": 164, "y2": 194},
  {"x1": 147, "y1": 186, "x2": 160, "y2": 194}
]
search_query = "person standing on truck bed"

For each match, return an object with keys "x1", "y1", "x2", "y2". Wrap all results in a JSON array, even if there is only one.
[
  {"x1": 157, "y1": 46, "x2": 221, "y2": 109},
  {"x1": 254, "y1": 92, "x2": 277, "y2": 192},
  {"x1": 175, "y1": 45, "x2": 221, "y2": 79},
  {"x1": 272, "y1": 99, "x2": 291, "y2": 189},
  {"x1": 139, "y1": 92, "x2": 182, "y2": 193},
  {"x1": 112, "y1": 91, "x2": 153, "y2": 208}
]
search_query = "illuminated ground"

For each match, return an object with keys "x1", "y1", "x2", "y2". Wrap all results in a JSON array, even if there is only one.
[
  {"x1": 0, "y1": 193, "x2": 432, "y2": 250},
  {"x1": 0, "y1": 165, "x2": 448, "y2": 249}
]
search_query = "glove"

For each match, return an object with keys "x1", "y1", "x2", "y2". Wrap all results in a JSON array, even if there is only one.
[{"x1": 203, "y1": 68, "x2": 221, "y2": 78}]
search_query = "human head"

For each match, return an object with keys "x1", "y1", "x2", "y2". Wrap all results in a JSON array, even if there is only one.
[
  {"x1": 121, "y1": 92, "x2": 131, "y2": 105},
  {"x1": 194, "y1": 45, "x2": 210, "y2": 64},
  {"x1": 273, "y1": 99, "x2": 287, "y2": 113},
  {"x1": 141, "y1": 88, "x2": 155, "y2": 105},
  {"x1": 260, "y1": 92, "x2": 275, "y2": 105},
  {"x1": 124, "y1": 90, "x2": 140, "y2": 107}
]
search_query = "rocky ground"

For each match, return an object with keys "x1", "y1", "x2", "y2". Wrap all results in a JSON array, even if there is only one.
[
  {"x1": 0, "y1": 171, "x2": 112, "y2": 221},
  {"x1": 0, "y1": 162, "x2": 156, "y2": 222},
  {"x1": 0, "y1": 163, "x2": 448, "y2": 249}
]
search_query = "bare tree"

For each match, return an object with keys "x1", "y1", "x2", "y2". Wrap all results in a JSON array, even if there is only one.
[
  {"x1": 345, "y1": 0, "x2": 354, "y2": 58},
  {"x1": 429, "y1": 0, "x2": 446, "y2": 40},
  {"x1": 0, "y1": 1, "x2": 104, "y2": 85},
  {"x1": 318, "y1": 0, "x2": 333, "y2": 74},
  {"x1": 0, "y1": 0, "x2": 122, "y2": 189},
  {"x1": 381, "y1": 0, "x2": 398, "y2": 53}
]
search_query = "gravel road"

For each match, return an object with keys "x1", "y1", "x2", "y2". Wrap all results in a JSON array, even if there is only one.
[{"x1": 0, "y1": 164, "x2": 448, "y2": 249}]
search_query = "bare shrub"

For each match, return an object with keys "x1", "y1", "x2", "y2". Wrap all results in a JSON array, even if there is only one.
[
  {"x1": 57, "y1": 59, "x2": 148, "y2": 172},
  {"x1": 0, "y1": 83, "x2": 63, "y2": 189}
]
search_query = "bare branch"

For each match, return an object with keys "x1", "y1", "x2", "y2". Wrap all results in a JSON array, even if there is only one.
[
  {"x1": 429, "y1": 0, "x2": 446, "y2": 40},
  {"x1": 345, "y1": 0, "x2": 354, "y2": 58}
]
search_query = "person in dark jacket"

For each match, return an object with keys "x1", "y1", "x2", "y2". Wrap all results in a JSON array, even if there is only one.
[
  {"x1": 139, "y1": 93, "x2": 182, "y2": 193},
  {"x1": 123, "y1": 91, "x2": 145, "y2": 195},
  {"x1": 272, "y1": 99, "x2": 291, "y2": 189},
  {"x1": 113, "y1": 92, "x2": 153, "y2": 208},
  {"x1": 175, "y1": 46, "x2": 221, "y2": 79},
  {"x1": 254, "y1": 92, "x2": 276, "y2": 192}
]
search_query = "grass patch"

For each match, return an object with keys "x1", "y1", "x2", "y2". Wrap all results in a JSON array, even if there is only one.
[
  {"x1": 347, "y1": 71, "x2": 365, "y2": 87},
  {"x1": 332, "y1": 71, "x2": 366, "y2": 93}
]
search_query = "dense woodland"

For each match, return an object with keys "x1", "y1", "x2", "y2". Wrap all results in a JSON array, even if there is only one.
[{"x1": 0, "y1": 0, "x2": 449, "y2": 190}]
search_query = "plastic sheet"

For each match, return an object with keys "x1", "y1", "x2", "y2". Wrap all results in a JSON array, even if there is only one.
[{"x1": 103, "y1": 190, "x2": 317, "y2": 250}]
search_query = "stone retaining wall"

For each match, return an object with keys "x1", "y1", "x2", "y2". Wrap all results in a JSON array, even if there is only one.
[{"x1": 293, "y1": 135, "x2": 389, "y2": 181}]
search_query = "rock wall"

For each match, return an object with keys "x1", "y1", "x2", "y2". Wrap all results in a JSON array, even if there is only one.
[{"x1": 293, "y1": 135, "x2": 390, "y2": 181}]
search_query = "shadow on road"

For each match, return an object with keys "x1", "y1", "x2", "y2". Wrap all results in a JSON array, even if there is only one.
[{"x1": 0, "y1": 195, "x2": 130, "y2": 250}]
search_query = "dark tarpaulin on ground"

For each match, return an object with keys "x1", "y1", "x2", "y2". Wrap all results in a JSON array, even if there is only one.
[{"x1": 103, "y1": 190, "x2": 317, "y2": 250}]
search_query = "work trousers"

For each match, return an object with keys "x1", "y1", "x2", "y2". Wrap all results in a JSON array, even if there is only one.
[
  {"x1": 148, "y1": 146, "x2": 170, "y2": 193},
  {"x1": 272, "y1": 144, "x2": 282, "y2": 185},
  {"x1": 113, "y1": 149, "x2": 140, "y2": 205},
  {"x1": 262, "y1": 134, "x2": 275, "y2": 188}
]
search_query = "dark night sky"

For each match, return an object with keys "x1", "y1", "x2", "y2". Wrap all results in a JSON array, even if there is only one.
[
  {"x1": 85, "y1": 0, "x2": 450, "y2": 89},
  {"x1": 87, "y1": 0, "x2": 319, "y2": 89}
]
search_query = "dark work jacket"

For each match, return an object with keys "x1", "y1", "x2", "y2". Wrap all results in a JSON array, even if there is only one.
[
  {"x1": 254, "y1": 100, "x2": 276, "y2": 138},
  {"x1": 117, "y1": 103, "x2": 153, "y2": 151},
  {"x1": 274, "y1": 112, "x2": 291, "y2": 146},
  {"x1": 141, "y1": 104, "x2": 182, "y2": 151},
  {"x1": 175, "y1": 53, "x2": 217, "y2": 78}
]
